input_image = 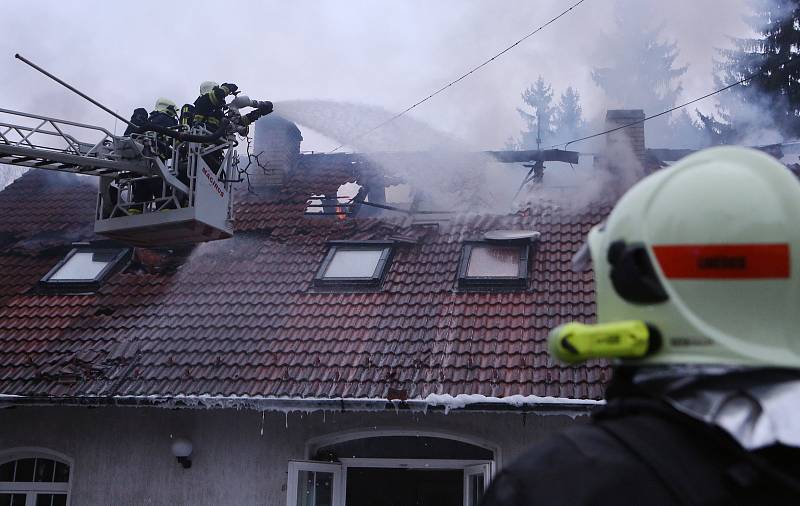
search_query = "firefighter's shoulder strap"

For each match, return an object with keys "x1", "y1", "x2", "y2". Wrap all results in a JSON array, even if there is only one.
[{"x1": 587, "y1": 397, "x2": 800, "y2": 505}]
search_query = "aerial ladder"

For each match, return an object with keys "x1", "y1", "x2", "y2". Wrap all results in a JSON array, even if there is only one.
[{"x1": 0, "y1": 54, "x2": 271, "y2": 248}]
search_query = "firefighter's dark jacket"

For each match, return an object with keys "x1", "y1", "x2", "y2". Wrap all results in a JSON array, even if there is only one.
[
  {"x1": 192, "y1": 87, "x2": 227, "y2": 129},
  {"x1": 148, "y1": 110, "x2": 177, "y2": 129},
  {"x1": 481, "y1": 373, "x2": 800, "y2": 506},
  {"x1": 147, "y1": 110, "x2": 178, "y2": 159},
  {"x1": 123, "y1": 108, "x2": 148, "y2": 136}
]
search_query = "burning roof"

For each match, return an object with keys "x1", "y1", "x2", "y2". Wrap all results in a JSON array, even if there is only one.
[{"x1": 0, "y1": 154, "x2": 612, "y2": 405}]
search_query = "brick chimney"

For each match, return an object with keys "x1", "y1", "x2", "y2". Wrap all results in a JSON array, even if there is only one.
[
  {"x1": 252, "y1": 114, "x2": 303, "y2": 188},
  {"x1": 605, "y1": 109, "x2": 646, "y2": 166}
]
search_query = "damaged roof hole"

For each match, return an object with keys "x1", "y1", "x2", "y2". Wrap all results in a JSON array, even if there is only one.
[
  {"x1": 305, "y1": 194, "x2": 326, "y2": 214},
  {"x1": 365, "y1": 183, "x2": 413, "y2": 209},
  {"x1": 304, "y1": 182, "x2": 362, "y2": 216}
]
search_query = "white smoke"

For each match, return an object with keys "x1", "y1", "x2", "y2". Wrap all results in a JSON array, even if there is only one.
[
  {"x1": 0, "y1": 165, "x2": 26, "y2": 191},
  {"x1": 275, "y1": 100, "x2": 461, "y2": 153}
]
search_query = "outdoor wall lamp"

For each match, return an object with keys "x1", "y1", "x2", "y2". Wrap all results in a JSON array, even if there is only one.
[{"x1": 171, "y1": 437, "x2": 193, "y2": 469}]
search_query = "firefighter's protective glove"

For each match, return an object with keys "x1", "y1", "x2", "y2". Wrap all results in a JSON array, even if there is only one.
[
  {"x1": 221, "y1": 83, "x2": 239, "y2": 95},
  {"x1": 244, "y1": 110, "x2": 261, "y2": 125}
]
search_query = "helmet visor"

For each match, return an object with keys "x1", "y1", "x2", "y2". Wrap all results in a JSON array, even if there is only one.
[
  {"x1": 571, "y1": 220, "x2": 606, "y2": 273},
  {"x1": 572, "y1": 241, "x2": 592, "y2": 272}
]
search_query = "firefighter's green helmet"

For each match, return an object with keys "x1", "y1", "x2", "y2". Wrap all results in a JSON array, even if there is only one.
[
  {"x1": 154, "y1": 98, "x2": 177, "y2": 117},
  {"x1": 560, "y1": 146, "x2": 800, "y2": 368},
  {"x1": 200, "y1": 81, "x2": 219, "y2": 95}
]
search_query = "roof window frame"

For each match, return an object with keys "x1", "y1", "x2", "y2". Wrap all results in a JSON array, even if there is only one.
[
  {"x1": 313, "y1": 240, "x2": 394, "y2": 289},
  {"x1": 39, "y1": 246, "x2": 130, "y2": 292},
  {"x1": 457, "y1": 241, "x2": 530, "y2": 290}
]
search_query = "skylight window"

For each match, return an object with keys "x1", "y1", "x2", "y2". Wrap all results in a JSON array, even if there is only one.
[
  {"x1": 314, "y1": 241, "x2": 393, "y2": 288},
  {"x1": 457, "y1": 242, "x2": 530, "y2": 289},
  {"x1": 40, "y1": 247, "x2": 129, "y2": 291}
]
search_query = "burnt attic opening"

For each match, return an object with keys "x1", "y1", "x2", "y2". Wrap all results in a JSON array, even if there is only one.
[
  {"x1": 303, "y1": 176, "x2": 416, "y2": 219},
  {"x1": 305, "y1": 181, "x2": 365, "y2": 218}
]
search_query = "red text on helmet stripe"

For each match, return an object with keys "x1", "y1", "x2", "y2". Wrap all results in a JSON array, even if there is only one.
[{"x1": 652, "y1": 244, "x2": 790, "y2": 279}]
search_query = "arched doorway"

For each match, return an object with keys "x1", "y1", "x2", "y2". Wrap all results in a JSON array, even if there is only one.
[{"x1": 288, "y1": 431, "x2": 495, "y2": 506}]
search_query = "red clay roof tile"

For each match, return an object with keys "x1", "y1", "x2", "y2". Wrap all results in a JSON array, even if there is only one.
[{"x1": 0, "y1": 156, "x2": 612, "y2": 402}]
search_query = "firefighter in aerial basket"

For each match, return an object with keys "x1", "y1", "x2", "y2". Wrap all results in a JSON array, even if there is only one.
[
  {"x1": 184, "y1": 81, "x2": 272, "y2": 176},
  {"x1": 482, "y1": 146, "x2": 800, "y2": 506},
  {"x1": 131, "y1": 98, "x2": 179, "y2": 213}
]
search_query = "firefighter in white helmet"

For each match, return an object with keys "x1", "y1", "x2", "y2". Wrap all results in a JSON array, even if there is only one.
[
  {"x1": 483, "y1": 146, "x2": 800, "y2": 505},
  {"x1": 179, "y1": 81, "x2": 273, "y2": 175},
  {"x1": 130, "y1": 98, "x2": 179, "y2": 213}
]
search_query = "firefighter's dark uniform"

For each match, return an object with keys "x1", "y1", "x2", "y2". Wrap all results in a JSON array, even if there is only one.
[
  {"x1": 192, "y1": 87, "x2": 227, "y2": 133},
  {"x1": 481, "y1": 372, "x2": 800, "y2": 506},
  {"x1": 132, "y1": 108, "x2": 178, "y2": 206},
  {"x1": 124, "y1": 108, "x2": 149, "y2": 136},
  {"x1": 190, "y1": 85, "x2": 232, "y2": 176}
]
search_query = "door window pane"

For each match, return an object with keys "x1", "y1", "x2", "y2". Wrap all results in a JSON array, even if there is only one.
[
  {"x1": 52, "y1": 495, "x2": 67, "y2": 506},
  {"x1": 297, "y1": 471, "x2": 313, "y2": 506},
  {"x1": 13, "y1": 460, "x2": 34, "y2": 482},
  {"x1": 315, "y1": 472, "x2": 333, "y2": 506},
  {"x1": 468, "y1": 474, "x2": 485, "y2": 506},
  {"x1": 0, "y1": 463, "x2": 13, "y2": 482},
  {"x1": 318, "y1": 436, "x2": 493, "y2": 460},
  {"x1": 34, "y1": 459, "x2": 55, "y2": 482},
  {"x1": 296, "y1": 470, "x2": 334, "y2": 506},
  {"x1": 53, "y1": 462, "x2": 69, "y2": 483},
  {"x1": 0, "y1": 495, "x2": 26, "y2": 506}
]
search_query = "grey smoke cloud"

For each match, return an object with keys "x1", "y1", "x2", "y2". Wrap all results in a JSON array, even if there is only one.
[{"x1": 2, "y1": 0, "x2": 754, "y2": 153}]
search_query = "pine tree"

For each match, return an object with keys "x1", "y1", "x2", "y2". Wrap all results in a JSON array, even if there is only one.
[
  {"x1": 553, "y1": 87, "x2": 584, "y2": 145},
  {"x1": 591, "y1": 0, "x2": 700, "y2": 146},
  {"x1": 718, "y1": 0, "x2": 800, "y2": 137},
  {"x1": 515, "y1": 76, "x2": 555, "y2": 149}
]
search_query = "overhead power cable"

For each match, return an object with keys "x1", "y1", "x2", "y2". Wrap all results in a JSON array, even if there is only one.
[
  {"x1": 329, "y1": 0, "x2": 590, "y2": 153},
  {"x1": 546, "y1": 55, "x2": 800, "y2": 151}
]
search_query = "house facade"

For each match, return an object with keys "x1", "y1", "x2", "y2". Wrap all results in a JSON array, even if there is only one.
[{"x1": 0, "y1": 116, "x2": 612, "y2": 505}]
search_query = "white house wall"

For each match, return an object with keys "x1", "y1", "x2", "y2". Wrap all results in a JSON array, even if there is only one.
[{"x1": 0, "y1": 406, "x2": 585, "y2": 505}]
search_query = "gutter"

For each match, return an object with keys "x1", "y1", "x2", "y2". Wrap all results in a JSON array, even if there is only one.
[{"x1": 0, "y1": 393, "x2": 603, "y2": 416}]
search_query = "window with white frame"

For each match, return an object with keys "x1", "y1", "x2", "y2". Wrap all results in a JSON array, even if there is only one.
[{"x1": 0, "y1": 450, "x2": 71, "y2": 506}]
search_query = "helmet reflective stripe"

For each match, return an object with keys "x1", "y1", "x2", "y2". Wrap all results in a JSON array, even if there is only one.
[
  {"x1": 582, "y1": 146, "x2": 800, "y2": 368},
  {"x1": 652, "y1": 244, "x2": 790, "y2": 279},
  {"x1": 200, "y1": 81, "x2": 219, "y2": 95},
  {"x1": 154, "y1": 98, "x2": 177, "y2": 115}
]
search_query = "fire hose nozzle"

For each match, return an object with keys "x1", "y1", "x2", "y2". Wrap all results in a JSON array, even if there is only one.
[{"x1": 548, "y1": 320, "x2": 661, "y2": 364}]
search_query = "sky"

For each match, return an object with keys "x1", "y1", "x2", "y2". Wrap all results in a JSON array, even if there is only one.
[{"x1": 1, "y1": 0, "x2": 754, "y2": 153}]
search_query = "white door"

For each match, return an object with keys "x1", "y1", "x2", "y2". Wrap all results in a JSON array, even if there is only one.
[
  {"x1": 286, "y1": 461, "x2": 343, "y2": 506},
  {"x1": 463, "y1": 463, "x2": 491, "y2": 506}
]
